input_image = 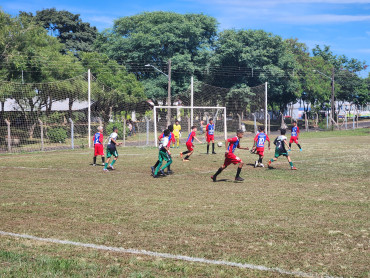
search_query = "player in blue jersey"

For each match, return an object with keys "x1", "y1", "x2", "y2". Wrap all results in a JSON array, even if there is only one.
[
  {"x1": 180, "y1": 126, "x2": 203, "y2": 161},
  {"x1": 251, "y1": 126, "x2": 270, "y2": 167},
  {"x1": 205, "y1": 118, "x2": 216, "y2": 154},
  {"x1": 211, "y1": 129, "x2": 249, "y2": 182},
  {"x1": 289, "y1": 121, "x2": 302, "y2": 151},
  {"x1": 92, "y1": 126, "x2": 105, "y2": 166}
]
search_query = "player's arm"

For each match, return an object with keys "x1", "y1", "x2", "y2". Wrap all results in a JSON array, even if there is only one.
[
  {"x1": 111, "y1": 137, "x2": 122, "y2": 146},
  {"x1": 225, "y1": 140, "x2": 229, "y2": 153},
  {"x1": 194, "y1": 136, "x2": 202, "y2": 143},
  {"x1": 283, "y1": 139, "x2": 290, "y2": 150},
  {"x1": 238, "y1": 144, "x2": 249, "y2": 151},
  {"x1": 266, "y1": 135, "x2": 271, "y2": 149}
]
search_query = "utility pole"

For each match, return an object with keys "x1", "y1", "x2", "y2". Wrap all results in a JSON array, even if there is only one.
[
  {"x1": 167, "y1": 59, "x2": 172, "y2": 126},
  {"x1": 331, "y1": 67, "x2": 335, "y2": 126}
]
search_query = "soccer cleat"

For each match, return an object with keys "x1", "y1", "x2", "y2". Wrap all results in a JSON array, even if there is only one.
[
  {"x1": 151, "y1": 166, "x2": 155, "y2": 176},
  {"x1": 299, "y1": 149, "x2": 302, "y2": 152},
  {"x1": 92, "y1": 164, "x2": 96, "y2": 166},
  {"x1": 235, "y1": 177, "x2": 244, "y2": 181},
  {"x1": 180, "y1": 152, "x2": 183, "y2": 158},
  {"x1": 108, "y1": 165, "x2": 115, "y2": 170},
  {"x1": 212, "y1": 152, "x2": 216, "y2": 154},
  {"x1": 160, "y1": 169, "x2": 166, "y2": 176},
  {"x1": 254, "y1": 161, "x2": 258, "y2": 168},
  {"x1": 153, "y1": 175, "x2": 159, "y2": 178},
  {"x1": 183, "y1": 158, "x2": 190, "y2": 162},
  {"x1": 268, "y1": 160, "x2": 272, "y2": 168},
  {"x1": 102, "y1": 163, "x2": 105, "y2": 166},
  {"x1": 211, "y1": 176, "x2": 216, "y2": 182},
  {"x1": 167, "y1": 170, "x2": 173, "y2": 175},
  {"x1": 291, "y1": 166, "x2": 297, "y2": 170},
  {"x1": 103, "y1": 168, "x2": 109, "y2": 172},
  {"x1": 260, "y1": 163, "x2": 264, "y2": 168}
]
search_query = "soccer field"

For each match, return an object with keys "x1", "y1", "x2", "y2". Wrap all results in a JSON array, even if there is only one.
[{"x1": 0, "y1": 129, "x2": 369, "y2": 277}]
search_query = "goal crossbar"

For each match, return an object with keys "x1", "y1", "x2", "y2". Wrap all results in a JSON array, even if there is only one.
[{"x1": 153, "y1": 105, "x2": 227, "y2": 146}]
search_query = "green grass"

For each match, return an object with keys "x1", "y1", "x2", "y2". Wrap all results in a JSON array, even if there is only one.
[{"x1": 0, "y1": 129, "x2": 369, "y2": 277}]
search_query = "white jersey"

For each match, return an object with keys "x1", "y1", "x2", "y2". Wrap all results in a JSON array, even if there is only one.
[
  {"x1": 159, "y1": 137, "x2": 169, "y2": 150},
  {"x1": 277, "y1": 135, "x2": 287, "y2": 142},
  {"x1": 108, "y1": 132, "x2": 118, "y2": 145}
]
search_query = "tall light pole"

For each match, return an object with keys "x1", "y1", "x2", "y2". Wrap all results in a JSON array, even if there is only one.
[
  {"x1": 145, "y1": 60, "x2": 172, "y2": 125},
  {"x1": 313, "y1": 68, "x2": 335, "y2": 125}
]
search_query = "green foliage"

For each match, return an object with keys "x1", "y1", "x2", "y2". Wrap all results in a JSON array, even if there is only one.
[
  {"x1": 106, "y1": 121, "x2": 126, "y2": 138},
  {"x1": 48, "y1": 127, "x2": 67, "y2": 143}
]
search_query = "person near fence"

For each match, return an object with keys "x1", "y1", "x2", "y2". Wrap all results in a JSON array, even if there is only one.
[
  {"x1": 211, "y1": 129, "x2": 249, "y2": 182},
  {"x1": 200, "y1": 120, "x2": 204, "y2": 134},
  {"x1": 180, "y1": 126, "x2": 202, "y2": 161},
  {"x1": 103, "y1": 127, "x2": 122, "y2": 172},
  {"x1": 93, "y1": 126, "x2": 105, "y2": 166},
  {"x1": 153, "y1": 129, "x2": 173, "y2": 178},
  {"x1": 151, "y1": 125, "x2": 176, "y2": 175},
  {"x1": 251, "y1": 126, "x2": 270, "y2": 168},
  {"x1": 172, "y1": 120, "x2": 181, "y2": 148},
  {"x1": 268, "y1": 129, "x2": 297, "y2": 170},
  {"x1": 127, "y1": 120, "x2": 133, "y2": 136},
  {"x1": 205, "y1": 118, "x2": 216, "y2": 154},
  {"x1": 289, "y1": 120, "x2": 302, "y2": 151}
]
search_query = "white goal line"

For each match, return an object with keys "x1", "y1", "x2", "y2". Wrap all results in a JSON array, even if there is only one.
[{"x1": 0, "y1": 230, "x2": 338, "y2": 278}]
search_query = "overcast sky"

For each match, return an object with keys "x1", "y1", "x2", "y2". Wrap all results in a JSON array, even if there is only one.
[{"x1": 2, "y1": 0, "x2": 370, "y2": 77}]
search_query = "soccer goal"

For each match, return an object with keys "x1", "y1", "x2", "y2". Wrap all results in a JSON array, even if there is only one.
[{"x1": 153, "y1": 105, "x2": 227, "y2": 146}]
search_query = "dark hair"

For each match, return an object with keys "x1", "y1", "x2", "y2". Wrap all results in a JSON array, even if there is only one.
[
  {"x1": 191, "y1": 125, "x2": 197, "y2": 130},
  {"x1": 236, "y1": 129, "x2": 244, "y2": 134},
  {"x1": 209, "y1": 118, "x2": 213, "y2": 121},
  {"x1": 163, "y1": 129, "x2": 170, "y2": 137},
  {"x1": 293, "y1": 120, "x2": 297, "y2": 124},
  {"x1": 113, "y1": 126, "x2": 118, "y2": 131},
  {"x1": 280, "y1": 128, "x2": 286, "y2": 135},
  {"x1": 258, "y1": 126, "x2": 265, "y2": 132},
  {"x1": 175, "y1": 119, "x2": 179, "y2": 123},
  {"x1": 167, "y1": 125, "x2": 174, "y2": 132}
]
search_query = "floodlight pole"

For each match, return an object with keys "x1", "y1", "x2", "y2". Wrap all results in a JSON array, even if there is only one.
[
  {"x1": 191, "y1": 76, "x2": 194, "y2": 126},
  {"x1": 264, "y1": 82, "x2": 268, "y2": 132}
]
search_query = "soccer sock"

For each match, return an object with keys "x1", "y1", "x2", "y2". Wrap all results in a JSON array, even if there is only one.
[
  {"x1": 212, "y1": 143, "x2": 215, "y2": 152},
  {"x1": 236, "y1": 167, "x2": 242, "y2": 178},
  {"x1": 184, "y1": 155, "x2": 190, "y2": 160},
  {"x1": 102, "y1": 157, "x2": 105, "y2": 163},
  {"x1": 182, "y1": 151, "x2": 190, "y2": 155},
  {"x1": 154, "y1": 162, "x2": 162, "y2": 175},
  {"x1": 270, "y1": 159, "x2": 274, "y2": 163},
  {"x1": 207, "y1": 144, "x2": 209, "y2": 153},
  {"x1": 110, "y1": 159, "x2": 116, "y2": 166},
  {"x1": 297, "y1": 144, "x2": 302, "y2": 149},
  {"x1": 153, "y1": 160, "x2": 160, "y2": 168},
  {"x1": 289, "y1": 161, "x2": 293, "y2": 167},
  {"x1": 258, "y1": 157, "x2": 263, "y2": 164},
  {"x1": 162, "y1": 160, "x2": 172, "y2": 170},
  {"x1": 93, "y1": 156, "x2": 97, "y2": 164},
  {"x1": 104, "y1": 163, "x2": 108, "y2": 169},
  {"x1": 213, "y1": 167, "x2": 223, "y2": 177},
  {"x1": 289, "y1": 143, "x2": 292, "y2": 148},
  {"x1": 167, "y1": 164, "x2": 171, "y2": 171}
]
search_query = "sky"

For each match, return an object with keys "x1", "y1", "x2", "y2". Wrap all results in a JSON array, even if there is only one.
[{"x1": 2, "y1": 0, "x2": 370, "y2": 77}]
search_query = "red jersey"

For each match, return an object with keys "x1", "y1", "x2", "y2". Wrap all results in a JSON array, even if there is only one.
[
  {"x1": 227, "y1": 136, "x2": 240, "y2": 154},
  {"x1": 93, "y1": 132, "x2": 103, "y2": 145},
  {"x1": 186, "y1": 131, "x2": 196, "y2": 144},
  {"x1": 159, "y1": 132, "x2": 175, "y2": 147},
  {"x1": 254, "y1": 132, "x2": 270, "y2": 148}
]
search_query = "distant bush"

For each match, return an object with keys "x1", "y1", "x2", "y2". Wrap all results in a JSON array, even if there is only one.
[{"x1": 48, "y1": 127, "x2": 67, "y2": 143}]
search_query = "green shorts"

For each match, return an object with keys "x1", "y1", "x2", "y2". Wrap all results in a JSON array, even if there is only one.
[
  {"x1": 158, "y1": 150, "x2": 171, "y2": 162},
  {"x1": 274, "y1": 151, "x2": 288, "y2": 158},
  {"x1": 106, "y1": 145, "x2": 118, "y2": 158}
]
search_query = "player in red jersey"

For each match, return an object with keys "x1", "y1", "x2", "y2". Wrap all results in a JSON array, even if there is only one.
[
  {"x1": 289, "y1": 120, "x2": 302, "y2": 151},
  {"x1": 205, "y1": 118, "x2": 216, "y2": 154},
  {"x1": 251, "y1": 126, "x2": 270, "y2": 168},
  {"x1": 180, "y1": 126, "x2": 202, "y2": 161},
  {"x1": 211, "y1": 129, "x2": 249, "y2": 182},
  {"x1": 92, "y1": 126, "x2": 105, "y2": 166},
  {"x1": 151, "y1": 125, "x2": 176, "y2": 175}
]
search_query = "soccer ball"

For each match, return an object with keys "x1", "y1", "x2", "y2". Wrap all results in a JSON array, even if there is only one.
[{"x1": 217, "y1": 142, "x2": 223, "y2": 147}]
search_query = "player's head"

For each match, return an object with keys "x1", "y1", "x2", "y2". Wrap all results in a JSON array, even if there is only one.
[
  {"x1": 236, "y1": 129, "x2": 244, "y2": 138},
  {"x1": 209, "y1": 118, "x2": 213, "y2": 123},
  {"x1": 113, "y1": 126, "x2": 118, "y2": 133},
  {"x1": 163, "y1": 129, "x2": 170, "y2": 137},
  {"x1": 167, "y1": 125, "x2": 174, "y2": 132},
  {"x1": 97, "y1": 126, "x2": 103, "y2": 132},
  {"x1": 191, "y1": 125, "x2": 197, "y2": 131},
  {"x1": 175, "y1": 120, "x2": 179, "y2": 124},
  {"x1": 258, "y1": 126, "x2": 265, "y2": 132},
  {"x1": 280, "y1": 128, "x2": 286, "y2": 135},
  {"x1": 293, "y1": 120, "x2": 297, "y2": 126}
]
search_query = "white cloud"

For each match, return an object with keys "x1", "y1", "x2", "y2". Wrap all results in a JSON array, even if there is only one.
[{"x1": 278, "y1": 14, "x2": 370, "y2": 24}]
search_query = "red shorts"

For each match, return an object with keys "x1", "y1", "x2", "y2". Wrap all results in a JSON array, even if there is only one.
[
  {"x1": 206, "y1": 134, "x2": 215, "y2": 143},
  {"x1": 223, "y1": 153, "x2": 242, "y2": 167},
  {"x1": 256, "y1": 147, "x2": 264, "y2": 156},
  {"x1": 290, "y1": 137, "x2": 298, "y2": 144},
  {"x1": 186, "y1": 142, "x2": 194, "y2": 152},
  {"x1": 94, "y1": 144, "x2": 104, "y2": 156}
]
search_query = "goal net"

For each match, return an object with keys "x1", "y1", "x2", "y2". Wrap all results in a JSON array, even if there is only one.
[{"x1": 153, "y1": 105, "x2": 227, "y2": 146}]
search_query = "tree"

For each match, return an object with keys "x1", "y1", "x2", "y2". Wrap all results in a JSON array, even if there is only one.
[
  {"x1": 95, "y1": 11, "x2": 218, "y2": 104},
  {"x1": 21, "y1": 8, "x2": 98, "y2": 54}
]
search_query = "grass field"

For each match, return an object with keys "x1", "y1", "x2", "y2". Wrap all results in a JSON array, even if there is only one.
[{"x1": 0, "y1": 129, "x2": 369, "y2": 277}]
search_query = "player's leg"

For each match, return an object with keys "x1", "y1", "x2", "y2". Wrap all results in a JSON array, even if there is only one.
[
  {"x1": 296, "y1": 139, "x2": 302, "y2": 151},
  {"x1": 93, "y1": 156, "x2": 97, "y2": 166},
  {"x1": 109, "y1": 149, "x2": 118, "y2": 169},
  {"x1": 235, "y1": 161, "x2": 244, "y2": 181},
  {"x1": 211, "y1": 164, "x2": 227, "y2": 182},
  {"x1": 152, "y1": 160, "x2": 160, "y2": 175},
  {"x1": 184, "y1": 150, "x2": 193, "y2": 161},
  {"x1": 104, "y1": 149, "x2": 111, "y2": 171},
  {"x1": 161, "y1": 154, "x2": 172, "y2": 173},
  {"x1": 212, "y1": 139, "x2": 216, "y2": 154},
  {"x1": 176, "y1": 137, "x2": 180, "y2": 148},
  {"x1": 154, "y1": 152, "x2": 164, "y2": 177},
  {"x1": 101, "y1": 156, "x2": 105, "y2": 165},
  {"x1": 268, "y1": 153, "x2": 278, "y2": 168},
  {"x1": 258, "y1": 154, "x2": 264, "y2": 167},
  {"x1": 286, "y1": 155, "x2": 297, "y2": 170}
]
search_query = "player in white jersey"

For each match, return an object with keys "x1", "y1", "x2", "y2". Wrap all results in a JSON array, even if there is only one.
[{"x1": 103, "y1": 127, "x2": 122, "y2": 172}]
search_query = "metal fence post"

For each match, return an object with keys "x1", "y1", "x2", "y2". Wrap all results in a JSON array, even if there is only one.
[
  {"x1": 38, "y1": 119, "x2": 44, "y2": 151},
  {"x1": 252, "y1": 113, "x2": 257, "y2": 134},
  {"x1": 5, "y1": 119, "x2": 11, "y2": 153},
  {"x1": 145, "y1": 116, "x2": 150, "y2": 146},
  {"x1": 69, "y1": 118, "x2": 74, "y2": 149}
]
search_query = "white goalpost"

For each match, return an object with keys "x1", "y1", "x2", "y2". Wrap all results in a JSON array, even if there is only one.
[{"x1": 153, "y1": 105, "x2": 227, "y2": 146}]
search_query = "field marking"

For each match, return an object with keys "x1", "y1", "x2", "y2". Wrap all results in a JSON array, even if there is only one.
[{"x1": 0, "y1": 231, "x2": 339, "y2": 278}]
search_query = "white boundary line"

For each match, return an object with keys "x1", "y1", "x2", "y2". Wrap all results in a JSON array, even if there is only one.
[{"x1": 0, "y1": 231, "x2": 339, "y2": 278}]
